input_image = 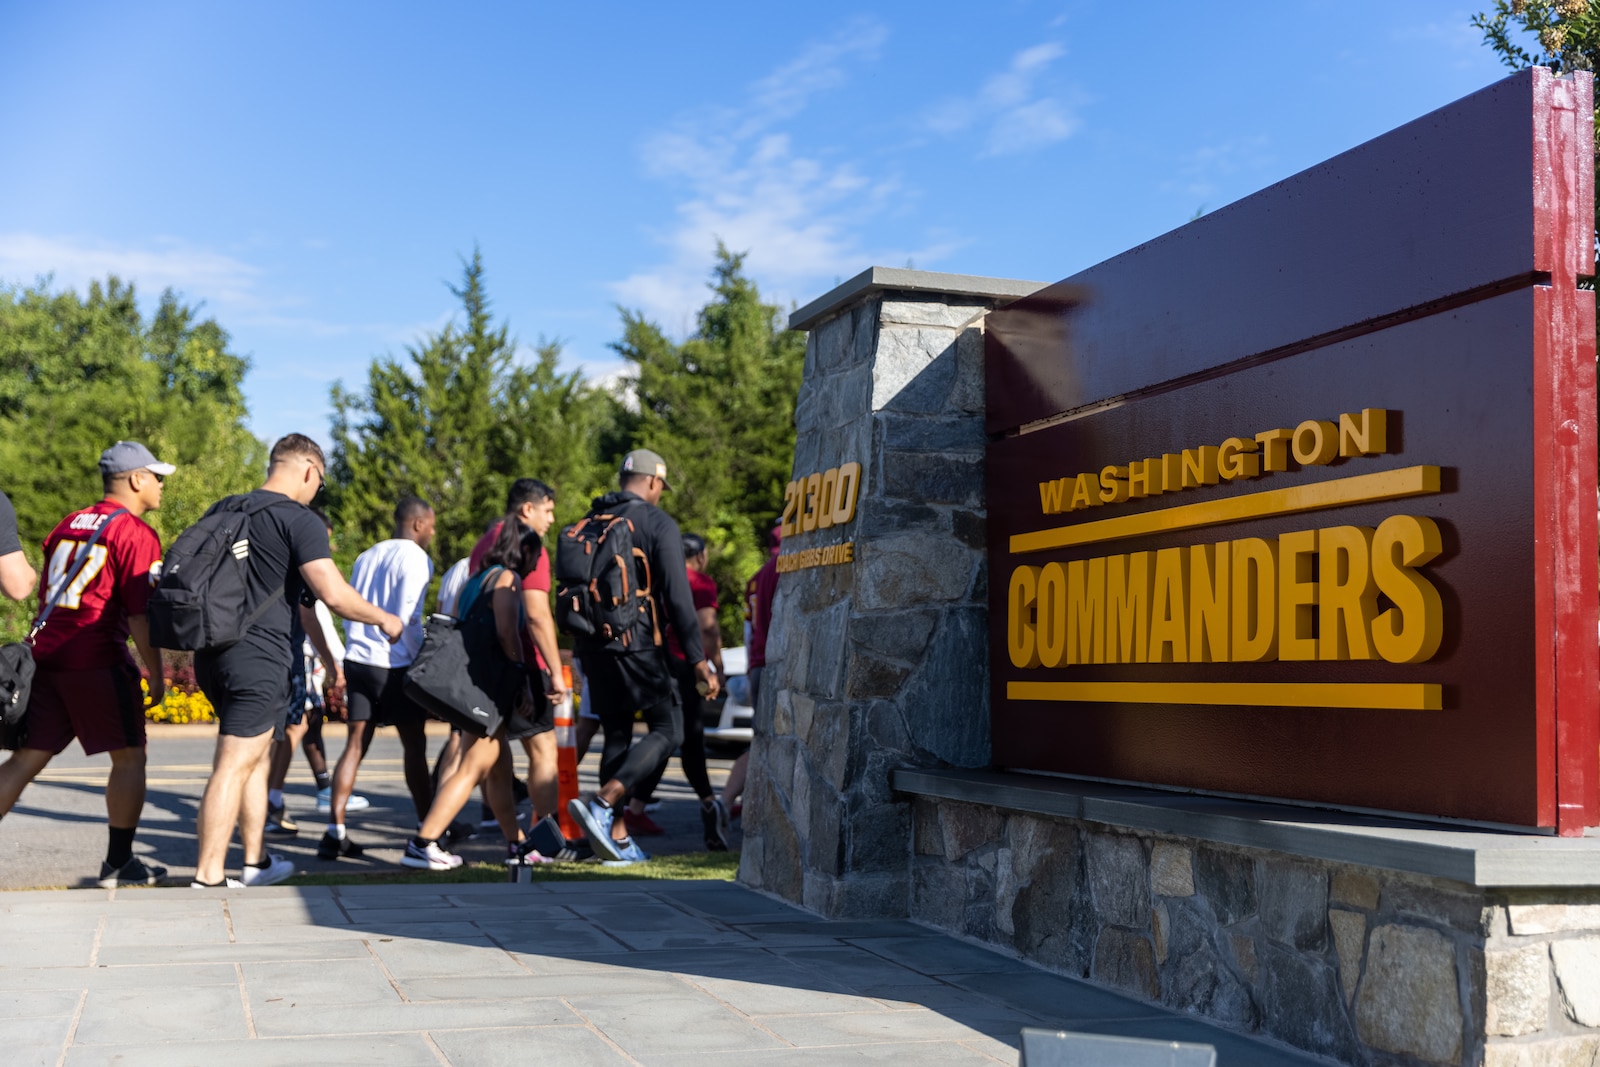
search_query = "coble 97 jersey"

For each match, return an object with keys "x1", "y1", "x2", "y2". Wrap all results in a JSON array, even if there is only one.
[{"x1": 31, "y1": 500, "x2": 164, "y2": 670}]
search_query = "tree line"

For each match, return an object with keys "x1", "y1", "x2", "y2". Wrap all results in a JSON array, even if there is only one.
[{"x1": 0, "y1": 247, "x2": 804, "y2": 646}]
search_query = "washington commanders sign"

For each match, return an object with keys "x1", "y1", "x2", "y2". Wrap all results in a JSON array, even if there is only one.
[{"x1": 985, "y1": 69, "x2": 1598, "y2": 832}]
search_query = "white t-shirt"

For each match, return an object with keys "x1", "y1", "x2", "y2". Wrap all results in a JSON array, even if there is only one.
[
  {"x1": 302, "y1": 601, "x2": 346, "y2": 709},
  {"x1": 344, "y1": 538, "x2": 433, "y2": 669},
  {"x1": 436, "y1": 557, "x2": 471, "y2": 617}
]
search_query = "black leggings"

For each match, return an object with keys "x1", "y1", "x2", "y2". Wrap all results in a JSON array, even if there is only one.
[
  {"x1": 589, "y1": 651, "x2": 684, "y2": 797},
  {"x1": 635, "y1": 661, "x2": 711, "y2": 802}
]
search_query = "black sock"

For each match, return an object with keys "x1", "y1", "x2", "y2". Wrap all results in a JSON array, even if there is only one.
[
  {"x1": 315, "y1": 771, "x2": 332, "y2": 791},
  {"x1": 244, "y1": 856, "x2": 268, "y2": 869},
  {"x1": 411, "y1": 835, "x2": 433, "y2": 849},
  {"x1": 192, "y1": 878, "x2": 226, "y2": 887},
  {"x1": 106, "y1": 826, "x2": 136, "y2": 869}
]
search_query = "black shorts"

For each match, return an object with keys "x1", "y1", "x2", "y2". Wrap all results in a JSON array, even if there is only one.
[
  {"x1": 583, "y1": 649, "x2": 679, "y2": 726},
  {"x1": 505, "y1": 668, "x2": 556, "y2": 741},
  {"x1": 344, "y1": 661, "x2": 427, "y2": 726},
  {"x1": 196, "y1": 644, "x2": 291, "y2": 740},
  {"x1": 25, "y1": 663, "x2": 146, "y2": 756}
]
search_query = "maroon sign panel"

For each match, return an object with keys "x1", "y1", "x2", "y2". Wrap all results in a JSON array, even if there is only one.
[{"x1": 985, "y1": 69, "x2": 1598, "y2": 833}]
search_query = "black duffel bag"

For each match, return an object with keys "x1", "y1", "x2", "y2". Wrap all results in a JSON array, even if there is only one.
[{"x1": 404, "y1": 570, "x2": 527, "y2": 737}]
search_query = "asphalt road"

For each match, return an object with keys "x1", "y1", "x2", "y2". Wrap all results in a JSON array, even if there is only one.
[{"x1": 0, "y1": 723, "x2": 740, "y2": 890}]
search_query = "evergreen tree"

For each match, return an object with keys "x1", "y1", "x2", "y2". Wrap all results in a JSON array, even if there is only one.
[{"x1": 612, "y1": 245, "x2": 805, "y2": 640}]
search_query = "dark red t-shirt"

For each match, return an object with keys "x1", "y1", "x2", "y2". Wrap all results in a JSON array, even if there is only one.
[
  {"x1": 469, "y1": 522, "x2": 551, "y2": 672},
  {"x1": 667, "y1": 567, "x2": 718, "y2": 661},
  {"x1": 748, "y1": 553, "x2": 779, "y2": 669},
  {"x1": 31, "y1": 501, "x2": 163, "y2": 670}
]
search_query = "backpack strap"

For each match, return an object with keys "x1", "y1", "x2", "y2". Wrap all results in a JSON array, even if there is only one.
[{"x1": 28, "y1": 507, "x2": 130, "y2": 643}]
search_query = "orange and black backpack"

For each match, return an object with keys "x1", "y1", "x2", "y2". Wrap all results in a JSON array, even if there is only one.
[{"x1": 553, "y1": 508, "x2": 660, "y2": 651}]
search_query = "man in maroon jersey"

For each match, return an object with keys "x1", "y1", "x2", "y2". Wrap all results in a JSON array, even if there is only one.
[{"x1": 0, "y1": 441, "x2": 172, "y2": 887}]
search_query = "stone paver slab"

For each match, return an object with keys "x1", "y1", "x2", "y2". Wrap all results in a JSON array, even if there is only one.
[
  {"x1": 565, "y1": 991, "x2": 790, "y2": 1055},
  {"x1": 510, "y1": 946, "x2": 763, "y2": 979},
  {"x1": 947, "y1": 969, "x2": 1168, "y2": 1024},
  {"x1": 429, "y1": 1024, "x2": 633, "y2": 1066},
  {"x1": 473, "y1": 918, "x2": 632, "y2": 956},
  {"x1": 97, "y1": 914, "x2": 232, "y2": 946},
  {"x1": 242, "y1": 958, "x2": 402, "y2": 1006},
  {"x1": 365, "y1": 934, "x2": 528, "y2": 979},
  {"x1": 2, "y1": 933, "x2": 97, "y2": 968},
  {"x1": 754, "y1": 1007, "x2": 993, "y2": 1047},
  {"x1": 401, "y1": 970, "x2": 687, "y2": 1001},
  {"x1": 0, "y1": 989, "x2": 86, "y2": 1017},
  {"x1": 94, "y1": 938, "x2": 372, "y2": 966},
  {"x1": 63, "y1": 1033, "x2": 441, "y2": 1066},
  {"x1": 773, "y1": 945, "x2": 942, "y2": 991},
  {"x1": 642, "y1": 1041, "x2": 1009, "y2": 1065},
  {"x1": 868, "y1": 983, "x2": 1051, "y2": 1037},
  {"x1": 249, "y1": 995, "x2": 578, "y2": 1037},
  {"x1": 848, "y1": 935, "x2": 1033, "y2": 975},
  {"x1": 685, "y1": 973, "x2": 890, "y2": 1017},
  {"x1": 73, "y1": 983, "x2": 249, "y2": 1045},
  {"x1": 0, "y1": 963, "x2": 237, "y2": 992}
]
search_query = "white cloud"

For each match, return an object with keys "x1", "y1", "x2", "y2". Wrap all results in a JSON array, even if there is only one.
[
  {"x1": 1165, "y1": 135, "x2": 1275, "y2": 202},
  {"x1": 0, "y1": 232, "x2": 262, "y2": 307},
  {"x1": 925, "y1": 43, "x2": 1081, "y2": 157},
  {"x1": 612, "y1": 18, "x2": 960, "y2": 333}
]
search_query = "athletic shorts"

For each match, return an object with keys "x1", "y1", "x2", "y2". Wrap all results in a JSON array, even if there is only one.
[
  {"x1": 285, "y1": 664, "x2": 306, "y2": 727},
  {"x1": 344, "y1": 661, "x2": 427, "y2": 726},
  {"x1": 505, "y1": 668, "x2": 555, "y2": 741},
  {"x1": 24, "y1": 663, "x2": 146, "y2": 756},
  {"x1": 196, "y1": 646, "x2": 291, "y2": 740}
]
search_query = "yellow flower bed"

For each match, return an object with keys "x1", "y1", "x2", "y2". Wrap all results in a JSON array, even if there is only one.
[{"x1": 140, "y1": 678, "x2": 217, "y2": 724}]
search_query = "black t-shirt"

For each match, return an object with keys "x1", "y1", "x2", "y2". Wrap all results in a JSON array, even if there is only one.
[
  {"x1": 204, "y1": 490, "x2": 331, "y2": 672},
  {"x1": 0, "y1": 490, "x2": 21, "y2": 556}
]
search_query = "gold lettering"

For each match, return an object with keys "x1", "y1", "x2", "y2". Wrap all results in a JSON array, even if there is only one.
[
  {"x1": 1339, "y1": 409, "x2": 1388, "y2": 458},
  {"x1": 1099, "y1": 465, "x2": 1129, "y2": 505},
  {"x1": 1008, "y1": 566, "x2": 1042, "y2": 668},
  {"x1": 1181, "y1": 446, "x2": 1220, "y2": 488},
  {"x1": 1277, "y1": 529, "x2": 1318, "y2": 660},
  {"x1": 1218, "y1": 437, "x2": 1261, "y2": 480},
  {"x1": 1069, "y1": 473, "x2": 1100, "y2": 510},
  {"x1": 1127, "y1": 458, "x2": 1164, "y2": 499},
  {"x1": 1148, "y1": 547, "x2": 1188, "y2": 663},
  {"x1": 833, "y1": 462, "x2": 861, "y2": 525},
  {"x1": 1039, "y1": 478, "x2": 1070, "y2": 514},
  {"x1": 1371, "y1": 515, "x2": 1444, "y2": 663},
  {"x1": 1037, "y1": 563, "x2": 1070, "y2": 668},
  {"x1": 1318, "y1": 526, "x2": 1377, "y2": 660},
  {"x1": 1106, "y1": 552, "x2": 1152, "y2": 663},
  {"x1": 1230, "y1": 538, "x2": 1278, "y2": 662},
  {"x1": 1067, "y1": 557, "x2": 1106, "y2": 664},
  {"x1": 1255, "y1": 428, "x2": 1293, "y2": 472},
  {"x1": 1189, "y1": 542, "x2": 1230, "y2": 663},
  {"x1": 1291, "y1": 420, "x2": 1339, "y2": 466},
  {"x1": 817, "y1": 468, "x2": 837, "y2": 530}
]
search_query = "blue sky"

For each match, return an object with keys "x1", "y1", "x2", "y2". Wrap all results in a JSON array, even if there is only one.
[{"x1": 1, "y1": 2, "x2": 1514, "y2": 447}]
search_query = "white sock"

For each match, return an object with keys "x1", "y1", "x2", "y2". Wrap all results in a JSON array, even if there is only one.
[
  {"x1": 268, "y1": 789, "x2": 284, "y2": 808},
  {"x1": 327, "y1": 823, "x2": 345, "y2": 840}
]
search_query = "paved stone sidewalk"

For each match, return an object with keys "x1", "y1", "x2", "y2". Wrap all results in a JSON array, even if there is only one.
[{"x1": 0, "y1": 879, "x2": 1326, "y2": 1066}]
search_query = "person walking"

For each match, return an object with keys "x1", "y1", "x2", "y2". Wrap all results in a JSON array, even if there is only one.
[
  {"x1": 403, "y1": 521, "x2": 546, "y2": 870},
  {"x1": 190, "y1": 434, "x2": 401, "y2": 888},
  {"x1": 626, "y1": 532, "x2": 729, "y2": 849},
  {"x1": 320, "y1": 495, "x2": 436, "y2": 860},
  {"x1": 0, "y1": 488, "x2": 37, "y2": 600},
  {"x1": 0, "y1": 442, "x2": 172, "y2": 886},
  {"x1": 721, "y1": 521, "x2": 780, "y2": 818},
  {"x1": 463, "y1": 480, "x2": 567, "y2": 830},
  {"x1": 564, "y1": 449, "x2": 718, "y2": 863}
]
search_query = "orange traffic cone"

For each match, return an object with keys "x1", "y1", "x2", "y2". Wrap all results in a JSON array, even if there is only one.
[{"x1": 555, "y1": 664, "x2": 582, "y2": 841}]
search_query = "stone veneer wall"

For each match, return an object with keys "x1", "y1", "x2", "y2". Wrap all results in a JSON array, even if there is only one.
[
  {"x1": 738, "y1": 283, "x2": 1006, "y2": 918},
  {"x1": 912, "y1": 796, "x2": 1600, "y2": 1067}
]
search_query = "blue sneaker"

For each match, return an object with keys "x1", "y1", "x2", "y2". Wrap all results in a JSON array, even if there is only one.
[
  {"x1": 568, "y1": 793, "x2": 623, "y2": 861},
  {"x1": 603, "y1": 838, "x2": 650, "y2": 866}
]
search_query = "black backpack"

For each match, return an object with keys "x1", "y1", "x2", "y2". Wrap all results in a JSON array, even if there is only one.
[
  {"x1": 554, "y1": 508, "x2": 660, "y2": 651},
  {"x1": 146, "y1": 494, "x2": 288, "y2": 652}
]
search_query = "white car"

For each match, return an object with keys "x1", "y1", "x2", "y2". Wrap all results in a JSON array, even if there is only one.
[{"x1": 703, "y1": 646, "x2": 754, "y2": 749}]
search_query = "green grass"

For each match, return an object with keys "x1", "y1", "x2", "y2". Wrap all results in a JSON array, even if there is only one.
[{"x1": 281, "y1": 850, "x2": 740, "y2": 887}]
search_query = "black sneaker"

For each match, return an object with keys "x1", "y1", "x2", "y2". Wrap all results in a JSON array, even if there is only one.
[
  {"x1": 265, "y1": 802, "x2": 299, "y2": 836},
  {"x1": 702, "y1": 797, "x2": 731, "y2": 852},
  {"x1": 316, "y1": 832, "x2": 364, "y2": 860},
  {"x1": 98, "y1": 856, "x2": 167, "y2": 889}
]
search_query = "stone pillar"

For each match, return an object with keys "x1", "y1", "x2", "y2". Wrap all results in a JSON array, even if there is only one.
[{"x1": 738, "y1": 267, "x2": 1041, "y2": 918}]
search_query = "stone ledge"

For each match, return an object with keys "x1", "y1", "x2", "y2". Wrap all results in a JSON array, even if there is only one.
[
  {"x1": 893, "y1": 769, "x2": 1600, "y2": 888},
  {"x1": 788, "y1": 267, "x2": 1045, "y2": 332}
]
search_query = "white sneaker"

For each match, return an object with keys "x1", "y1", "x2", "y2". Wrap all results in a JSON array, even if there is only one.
[
  {"x1": 401, "y1": 839, "x2": 463, "y2": 871},
  {"x1": 315, "y1": 787, "x2": 370, "y2": 813},
  {"x1": 241, "y1": 853, "x2": 296, "y2": 887}
]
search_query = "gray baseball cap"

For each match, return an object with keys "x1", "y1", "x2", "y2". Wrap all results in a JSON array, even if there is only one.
[
  {"x1": 620, "y1": 448, "x2": 672, "y2": 490},
  {"x1": 99, "y1": 441, "x2": 176, "y2": 477}
]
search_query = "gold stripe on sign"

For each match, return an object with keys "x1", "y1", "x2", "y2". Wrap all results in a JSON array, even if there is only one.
[
  {"x1": 1009, "y1": 465, "x2": 1441, "y2": 554},
  {"x1": 1007, "y1": 680, "x2": 1443, "y2": 711}
]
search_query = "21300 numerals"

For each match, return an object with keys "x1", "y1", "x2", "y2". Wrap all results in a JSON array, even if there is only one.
[{"x1": 780, "y1": 462, "x2": 862, "y2": 537}]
